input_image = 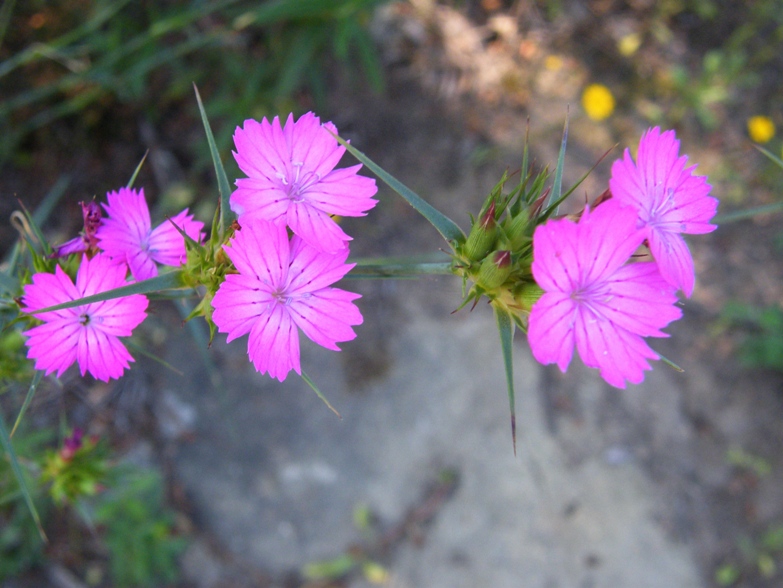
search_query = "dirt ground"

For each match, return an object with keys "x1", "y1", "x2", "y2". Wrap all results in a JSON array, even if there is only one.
[{"x1": 4, "y1": 2, "x2": 783, "y2": 587}]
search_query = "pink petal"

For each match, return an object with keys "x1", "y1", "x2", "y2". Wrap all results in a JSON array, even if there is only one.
[
  {"x1": 577, "y1": 202, "x2": 645, "y2": 285},
  {"x1": 246, "y1": 304, "x2": 300, "y2": 382},
  {"x1": 648, "y1": 230, "x2": 695, "y2": 297},
  {"x1": 230, "y1": 180, "x2": 291, "y2": 221},
  {"x1": 97, "y1": 188, "x2": 151, "y2": 262},
  {"x1": 531, "y1": 218, "x2": 581, "y2": 293},
  {"x1": 304, "y1": 165, "x2": 378, "y2": 216},
  {"x1": 286, "y1": 237, "x2": 353, "y2": 294},
  {"x1": 285, "y1": 202, "x2": 351, "y2": 254},
  {"x1": 598, "y1": 262, "x2": 682, "y2": 336},
  {"x1": 233, "y1": 118, "x2": 287, "y2": 181},
  {"x1": 223, "y1": 219, "x2": 290, "y2": 287},
  {"x1": 212, "y1": 274, "x2": 275, "y2": 342},
  {"x1": 574, "y1": 306, "x2": 658, "y2": 389},
  {"x1": 288, "y1": 288, "x2": 362, "y2": 350},
  {"x1": 289, "y1": 113, "x2": 346, "y2": 179},
  {"x1": 24, "y1": 319, "x2": 80, "y2": 377},
  {"x1": 126, "y1": 249, "x2": 158, "y2": 281},
  {"x1": 146, "y1": 209, "x2": 202, "y2": 267},
  {"x1": 527, "y1": 292, "x2": 577, "y2": 372}
]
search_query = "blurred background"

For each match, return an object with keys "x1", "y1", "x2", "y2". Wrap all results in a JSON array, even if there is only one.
[{"x1": 2, "y1": 1, "x2": 783, "y2": 587}]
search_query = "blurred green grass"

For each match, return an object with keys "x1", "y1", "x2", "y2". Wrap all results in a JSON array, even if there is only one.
[{"x1": 0, "y1": 0, "x2": 386, "y2": 163}]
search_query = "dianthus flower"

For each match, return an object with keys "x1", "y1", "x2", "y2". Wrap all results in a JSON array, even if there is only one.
[
  {"x1": 211, "y1": 219, "x2": 362, "y2": 381},
  {"x1": 22, "y1": 254, "x2": 148, "y2": 382},
  {"x1": 96, "y1": 187, "x2": 204, "y2": 281},
  {"x1": 527, "y1": 201, "x2": 682, "y2": 388},
  {"x1": 609, "y1": 127, "x2": 717, "y2": 297},
  {"x1": 230, "y1": 112, "x2": 378, "y2": 254}
]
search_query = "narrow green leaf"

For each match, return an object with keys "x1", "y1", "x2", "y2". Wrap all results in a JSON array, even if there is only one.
[
  {"x1": 124, "y1": 340, "x2": 184, "y2": 376},
  {"x1": 494, "y1": 306, "x2": 517, "y2": 455},
  {"x1": 713, "y1": 202, "x2": 783, "y2": 225},
  {"x1": 301, "y1": 371, "x2": 341, "y2": 418},
  {"x1": 331, "y1": 133, "x2": 465, "y2": 244},
  {"x1": 126, "y1": 150, "x2": 149, "y2": 189},
  {"x1": 26, "y1": 270, "x2": 185, "y2": 314},
  {"x1": 11, "y1": 371, "x2": 43, "y2": 438},
  {"x1": 194, "y1": 83, "x2": 232, "y2": 240},
  {"x1": 0, "y1": 406, "x2": 46, "y2": 541},
  {"x1": 546, "y1": 114, "x2": 569, "y2": 212},
  {"x1": 755, "y1": 143, "x2": 783, "y2": 169},
  {"x1": 346, "y1": 261, "x2": 453, "y2": 278},
  {"x1": 657, "y1": 352, "x2": 685, "y2": 373}
]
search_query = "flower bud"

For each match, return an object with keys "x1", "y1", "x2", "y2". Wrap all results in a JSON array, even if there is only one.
[
  {"x1": 503, "y1": 208, "x2": 530, "y2": 250},
  {"x1": 463, "y1": 202, "x2": 498, "y2": 261},
  {"x1": 477, "y1": 250, "x2": 512, "y2": 289},
  {"x1": 514, "y1": 281, "x2": 544, "y2": 310}
]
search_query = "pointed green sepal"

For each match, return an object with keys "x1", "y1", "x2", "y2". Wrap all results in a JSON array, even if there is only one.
[
  {"x1": 194, "y1": 83, "x2": 233, "y2": 241},
  {"x1": 494, "y1": 305, "x2": 517, "y2": 455}
]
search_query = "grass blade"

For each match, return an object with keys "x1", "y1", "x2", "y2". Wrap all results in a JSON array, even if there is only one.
[
  {"x1": 0, "y1": 405, "x2": 46, "y2": 541},
  {"x1": 11, "y1": 371, "x2": 43, "y2": 438},
  {"x1": 332, "y1": 134, "x2": 465, "y2": 244},
  {"x1": 301, "y1": 371, "x2": 341, "y2": 418},
  {"x1": 126, "y1": 150, "x2": 149, "y2": 189},
  {"x1": 26, "y1": 270, "x2": 185, "y2": 314},
  {"x1": 755, "y1": 144, "x2": 783, "y2": 168},
  {"x1": 194, "y1": 84, "x2": 232, "y2": 240},
  {"x1": 494, "y1": 306, "x2": 517, "y2": 455},
  {"x1": 546, "y1": 114, "x2": 569, "y2": 212}
]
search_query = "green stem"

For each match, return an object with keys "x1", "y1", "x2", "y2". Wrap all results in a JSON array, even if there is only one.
[{"x1": 346, "y1": 261, "x2": 454, "y2": 279}]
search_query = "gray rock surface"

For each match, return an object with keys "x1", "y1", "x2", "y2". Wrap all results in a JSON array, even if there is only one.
[{"x1": 160, "y1": 278, "x2": 702, "y2": 587}]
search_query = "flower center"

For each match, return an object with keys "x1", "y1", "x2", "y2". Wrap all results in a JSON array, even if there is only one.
[
  {"x1": 278, "y1": 162, "x2": 321, "y2": 203},
  {"x1": 79, "y1": 313, "x2": 91, "y2": 326},
  {"x1": 647, "y1": 182, "x2": 675, "y2": 226},
  {"x1": 272, "y1": 289, "x2": 293, "y2": 306}
]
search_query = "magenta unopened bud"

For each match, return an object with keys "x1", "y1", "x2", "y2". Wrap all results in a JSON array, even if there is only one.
[
  {"x1": 81, "y1": 201, "x2": 102, "y2": 236},
  {"x1": 51, "y1": 201, "x2": 103, "y2": 258},
  {"x1": 60, "y1": 428, "x2": 84, "y2": 461}
]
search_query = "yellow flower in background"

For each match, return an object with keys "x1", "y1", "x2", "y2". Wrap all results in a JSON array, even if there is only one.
[
  {"x1": 618, "y1": 33, "x2": 641, "y2": 57},
  {"x1": 582, "y1": 84, "x2": 615, "y2": 121},
  {"x1": 747, "y1": 115, "x2": 775, "y2": 143}
]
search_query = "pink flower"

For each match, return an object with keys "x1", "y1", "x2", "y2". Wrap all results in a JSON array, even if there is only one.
[
  {"x1": 230, "y1": 112, "x2": 378, "y2": 254},
  {"x1": 527, "y1": 201, "x2": 682, "y2": 388},
  {"x1": 96, "y1": 187, "x2": 204, "y2": 281},
  {"x1": 211, "y1": 219, "x2": 362, "y2": 381},
  {"x1": 22, "y1": 254, "x2": 148, "y2": 382},
  {"x1": 609, "y1": 127, "x2": 717, "y2": 297}
]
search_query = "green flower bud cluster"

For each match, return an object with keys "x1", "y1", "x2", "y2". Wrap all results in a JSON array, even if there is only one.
[
  {"x1": 450, "y1": 165, "x2": 564, "y2": 329},
  {"x1": 177, "y1": 208, "x2": 240, "y2": 342}
]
